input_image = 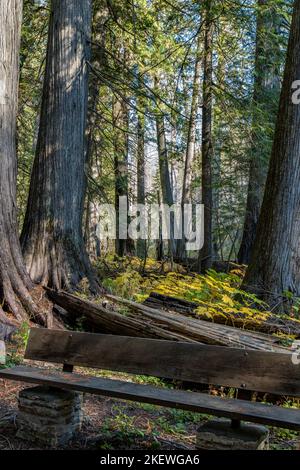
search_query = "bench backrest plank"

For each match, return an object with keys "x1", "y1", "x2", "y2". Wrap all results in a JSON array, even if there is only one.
[{"x1": 25, "y1": 328, "x2": 300, "y2": 396}]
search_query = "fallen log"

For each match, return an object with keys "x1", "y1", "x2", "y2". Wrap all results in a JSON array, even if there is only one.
[
  {"x1": 104, "y1": 294, "x2": 290, "y2": 351},
  {"x1": 144, "y1": 292, "x2": 300, "y2": 337},
  {"x1": 46, "y1": 289, "x2": 195, "y2": 342},
  {"x1": 46, "y1": 289, "x2": 291, "y2": 353}
]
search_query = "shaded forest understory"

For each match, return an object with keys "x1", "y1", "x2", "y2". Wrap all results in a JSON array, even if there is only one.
[
  {"x1": 1, "y1": 0, "x2": 300, "y2": 451},
  {"x1": 1, "y1": 0, "x2": 300, "y2": 330},
  {"x1": 1, "y1": 256, "x2": 300, "y2": 450}
]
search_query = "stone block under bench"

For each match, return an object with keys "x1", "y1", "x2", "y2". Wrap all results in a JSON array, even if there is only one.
[
  {"x1": 196, "y1": 418, "x2": 269, "y2": 450},
  {"x1": 16, "y1": 386, "x2": 83, "y2": 446}
]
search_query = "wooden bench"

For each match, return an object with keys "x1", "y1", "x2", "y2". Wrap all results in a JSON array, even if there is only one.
[{"x1": 0, "y1": 328, "x2": 300, "y2": 448}]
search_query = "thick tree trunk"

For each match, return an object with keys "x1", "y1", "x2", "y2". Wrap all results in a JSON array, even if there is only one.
[
  {"x1": 21, "y1": 0, "x2": 98, "y2": 292},
  {"x1": 199, "y1": 4, "x2": 214, "y2": 272},
  {"x1": 242, "y1": 0, "x2": 300, "y2": 310},
  {"x1": 0, "y1": 0, "x2": 47, "y2": 327},
  {"x1": 238, "y1": 0, "x2": 281, "y2": 264}
]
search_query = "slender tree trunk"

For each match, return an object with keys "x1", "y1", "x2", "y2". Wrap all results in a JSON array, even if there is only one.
[
  {"x1": 155, "y1": 77, "x2": 175, "y2": 261},
  {"x1": 84, "y1": 2, "x2": 108, "y2": 259},
  {"x1": 177, "y1": 33, "x2": 202, "y2": 260},
  {"x1": 199, "y1": 4, "x2": 214, "y2": 272},
  {"x1": 154, "y1": 80, "x2": 174, "y2": 209},
  {"x1": 213, "y1": 43, "x2": 226, "y2": 261},
  {"x1": 112, "y1": 40, "x2": 135, "y2": 257},
  {"x1": 156, "y1": 113, "x2": 175, "y2": 263},
  {"x1": 242, "y1": 0, "x2": 300, "y2": 310},
  {"x1": 136, "y1": 101, "x2": 146, "y2": 258},
  {"x1": 85, "y1": 180, "x2": 101, "y2": 260},
  {"x1": 86, "y1": 5, "x2": 108, "y2": 167},
  {"x1": 0, "y1": 0, "x2": 46, "y2": 330},
  {"x1": 182, "y1": 34, "x2": 202, "y2": 207},
  {"x1": 238, "y1": 0, "x2": 281, "y2": 264},
  {"x1": 21, "y1": 0, "x2": 98, "y2": 292},
  {"x1": 156, "y1": 190, "x2": 163, "y2": 261},
  {"x1": 113, "y1": 94, "x2": 130, "y2": 257}
]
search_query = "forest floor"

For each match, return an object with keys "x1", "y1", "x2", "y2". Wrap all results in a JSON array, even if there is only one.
[
  {"x1": 95, "y1": 256, "x2": 300, "y2": 339},
  {"x1": 0, "y1": 360, "x2": 299, "y2": 450},
  {"x1": 0, "y1": 257, "x2": 299, "y2": 450}
]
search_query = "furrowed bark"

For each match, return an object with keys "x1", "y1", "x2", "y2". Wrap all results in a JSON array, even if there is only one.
[
  {"x1": 21, "y1": 0, "x2": 99, "y2": 292},
  {"x1": 242, "y1": 0, "x2": 300, "y2": 311},
  {"x1": 238, "y1": 0, "x2": 281, "y2": 264}
]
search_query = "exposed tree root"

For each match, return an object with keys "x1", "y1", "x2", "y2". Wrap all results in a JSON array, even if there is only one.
[
  {"x1": 22, "y1": 235, "x2": 102, "y2": 295},
  {"x1": 0, "y1": 308, "x2": 17, "y2": 340},
  {"x1": 0, "y1": 0, "x2": 50, "y2": 334},
  {"x1": 0, "y1": 255, "x2": 51, "y2": 328}
]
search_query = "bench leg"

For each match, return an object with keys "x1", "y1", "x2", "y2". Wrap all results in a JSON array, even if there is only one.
[
  {"x1": 195, "y1": 418, "x2": 269, "y2": 450},
  {"x1": 16, "y1": 386, "x2": 83, "y2": 447}
]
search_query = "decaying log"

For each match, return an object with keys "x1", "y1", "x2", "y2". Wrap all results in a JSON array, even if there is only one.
[
  {"x1": 144, "y1": 292, "x2": 300, "y2": 337},
  {"x1": 104, "y1": 294, "x2": 290, "y2": 352},
  {"x1": 46, "y1": 289, "x2": 194, "y2": 342},
  {"x1": 45, "y1": 289, "x2": 291, "y2": 353}
]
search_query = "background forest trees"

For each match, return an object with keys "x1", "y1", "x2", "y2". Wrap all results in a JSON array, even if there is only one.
[{"x1": 0, "y1": 0, "x2": 298, "y2": 328}]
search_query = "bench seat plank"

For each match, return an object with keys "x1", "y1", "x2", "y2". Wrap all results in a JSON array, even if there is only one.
[{"x1": 1, "y1": 366, "x2": 300, "y2": 431}]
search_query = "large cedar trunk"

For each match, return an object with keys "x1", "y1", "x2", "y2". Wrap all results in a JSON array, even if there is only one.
[
  {"x1": 0, "y1": 0, "x2": 46, "y2": 331},
  {"x1": 238, "y1": 0, "x2": 281, "y2": 264},
  {"x1": 242, "y1": 0, "x2": 300, "y2": 310},
  {"x1": 21, "y1": 0, "x2": 98, "y2": 292}
]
